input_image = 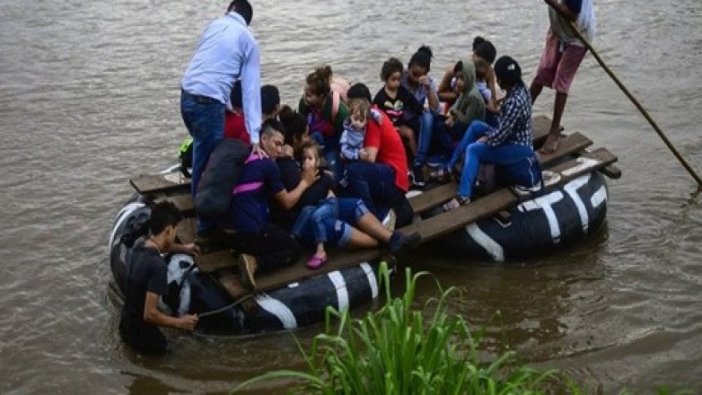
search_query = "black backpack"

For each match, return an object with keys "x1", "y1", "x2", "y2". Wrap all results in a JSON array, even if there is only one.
[{"x1": 195, "y1": 139, "x2": 251, "y2": 220}]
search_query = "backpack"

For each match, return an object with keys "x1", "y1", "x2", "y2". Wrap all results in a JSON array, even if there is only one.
[{"x1": 195, "y1": 139, "x2": 251, "y2": 220}]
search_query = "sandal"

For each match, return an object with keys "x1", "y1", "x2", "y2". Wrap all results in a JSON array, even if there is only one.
[
  {"x1": 238, "y1": 254, "x2": 257, "y2": 290},
  {"x1": 306, "y1": 253, "x2": 327, "y2": 270},
  {"x1": 442, "y1": 196, "x2": 470, "y2": 212}
]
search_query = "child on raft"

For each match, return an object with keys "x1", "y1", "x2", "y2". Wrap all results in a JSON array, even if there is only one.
[{"x1": 372, "y1": 57, "x2": 424, "y2": 160}]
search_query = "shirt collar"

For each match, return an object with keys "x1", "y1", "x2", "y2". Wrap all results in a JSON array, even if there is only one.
[{"x1": 226, "y1": 12, "x2": 247, "y2": 26}]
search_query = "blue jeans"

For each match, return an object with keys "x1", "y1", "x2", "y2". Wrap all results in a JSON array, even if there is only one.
[
  {"x1": 447, "y1": 120, "x2": 492, "y2": 169},
  {"x1": 413, "y1": 110, "x2": 435, "y2": 165},
  {"x1": 292, "y1": 198, "x2": 369, "y2": 246},
  {"x1": 432, "y1": 115, "x2": 468, "y2": 159},
  {"x1": 180, "y1": 90, "x2": 225, "y2": 231},
  {"x1": 456, "y1": 121, "x2": 539, "y2": 198}
]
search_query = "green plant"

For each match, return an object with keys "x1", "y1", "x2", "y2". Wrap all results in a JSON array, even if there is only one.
[{"x1": 234, "y1": 262, "x2": 559, "y2": 394}]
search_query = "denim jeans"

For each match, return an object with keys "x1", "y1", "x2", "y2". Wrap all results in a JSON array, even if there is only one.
[
  {"x1": 180, "y1": 90, "x2": 225, "y2": 231},
  {"x1": 456, "y1": 121, "x2": 539, "y2": 198},
  {"x1": 413, "y1": 110, "x2": 435, "y2": 165},
  {"x1": 292, "y1": 198, "x2": 369, "y2": 246},
  {"x1": 431, "y1": 115, "x2": 468, "y2": 160},
  {"x1": 447, "y1": 120, "x2": 492, "y2": 170}
]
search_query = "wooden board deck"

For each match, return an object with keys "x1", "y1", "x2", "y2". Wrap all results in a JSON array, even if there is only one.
[
  {"x1": 176, "y1": 217, "x2": 196, "y2": 244},
  {"x1": 196, "y1": 249, "x2": 238, "y2": 273},
  {"x1": 409, "y1": 131, "x2": 593, "y2": 214},
  {"x1": 130, "y1": 174, "x2": 190, "y2": 196},
  {"x1": 159, "y1": 194, "x2": 195, "y2": 217}
]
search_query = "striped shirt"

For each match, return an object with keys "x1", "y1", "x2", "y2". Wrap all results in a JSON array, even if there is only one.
[{"x1": 487, "y1": 82, "x2": 533, "y2": 147}]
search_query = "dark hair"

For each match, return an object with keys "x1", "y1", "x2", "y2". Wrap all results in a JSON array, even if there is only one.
[
  {"x1": 261, "y1": 118, "x2": 283, "y2": 137},
  {"x1": 230, "y1": 81, "x2": 243, "y2": 108},
  {"x1": 228, "y1": 0, "x2": 253, "y2": 25},
  {"x1": 416, "y1": 45, "x2": 433, "y2": 59},
  {"x1": 453, "y1": 61, "x2": 463, "y2": 75},
  {"x1": 278, "y1": 105, "x2": 308, "y2": 146},
  {"x1": 472, "y1": 36, "x2": 486, "y2": 51},
  {"x1": 474, "y1": 39, "x2": 497, "y2": 65},
  {"x1": 380, "y1": 57, "x2": 403, "y2": 81},
  {"x1": 149, "y1": 201, "x2": 182, "y2": 235},
  {"x1": 346, "y1": 83, "x2": 372, "y2": 104},
  {"x1": 494, "y1": 56, "x2": 522, "y2": 87},
  {"x1": 408, "y1": 46, "x2": 432, "y2": 72},
  {"x1": 305, "y1": 65, "x2": 333, "y2": 97},
  {"x1": 261, "y1": 85, "x2": 280, "y2": 115}
]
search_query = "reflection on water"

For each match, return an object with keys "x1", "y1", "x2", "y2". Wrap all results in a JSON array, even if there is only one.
[{"x1": 1, "y1": 0, "x2": 701, "y2": 393}]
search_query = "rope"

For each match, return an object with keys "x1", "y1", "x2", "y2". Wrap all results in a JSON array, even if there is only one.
[{"x1": 543, "y1": 0, "x2": 702, "y2": 188}]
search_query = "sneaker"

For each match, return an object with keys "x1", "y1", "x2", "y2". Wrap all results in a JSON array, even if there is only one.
[
  {"x1": 388, "y1": 231, "x2": 421, "y2": 255},
  {"x1": 382, "y1": 209, "x2": 397, "y2": 232},
  {"x1": 238, "y1": 254, "x2": 257, "y2": 290},
  {"x1": 411, "y1": 163, "x2": 426, "y2": 188}
]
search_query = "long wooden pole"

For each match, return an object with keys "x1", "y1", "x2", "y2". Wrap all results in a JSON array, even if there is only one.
[{"x1": 543, "y1": 0, "x2": 702, "y2": 187}]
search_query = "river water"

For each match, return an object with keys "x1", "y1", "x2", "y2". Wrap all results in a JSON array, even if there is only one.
[{"x1": 1, "y1": 0, "x2": 701, "y2": 393}]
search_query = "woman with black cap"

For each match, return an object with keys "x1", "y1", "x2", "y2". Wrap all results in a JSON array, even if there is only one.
[{"x1": 443, "y1": 56, "x2": 542, "y2": 211}]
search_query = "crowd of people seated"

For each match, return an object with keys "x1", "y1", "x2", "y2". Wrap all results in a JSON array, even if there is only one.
[{"x1": 188, "y1": 38, "x2": 546, "y2": 289}]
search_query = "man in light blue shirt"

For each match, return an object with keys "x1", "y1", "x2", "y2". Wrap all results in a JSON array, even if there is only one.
[{"x1": 180, "y1": 0, "x2": 264, "y2": 233}]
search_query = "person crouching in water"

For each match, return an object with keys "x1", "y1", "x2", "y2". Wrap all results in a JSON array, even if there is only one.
[
  {"x1": 442, "y1": 56, "x2": 542, "y2": 210},
  {"x1": 119, "y1": 202, "x2": 199, "y2": 355}
]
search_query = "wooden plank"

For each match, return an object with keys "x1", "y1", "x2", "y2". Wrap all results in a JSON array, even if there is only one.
[
  {"x1": 195, "y1": 249, "x2": 238, "y2": 273},
  {"x1": 253, "y1": 249, "x2": 383, "y2": 293},
  {"x1": 176, "y1": 217, "x2": 196, "y2": 244},
  {"x1": 532, "y1": 115, "x2": 552, "y2": 144},
  {"x1": 515, "y1": 147, "x2": 618, "y2": 198},
  {"x1": 599, "y1": 164, "x2": 622, "y2": 179},
  {"x1": 157, "y1": 194, "x2": 195, "y2": 217},
  {"x1": 537, "y1": 132, "x2": 592, "y2": 166},
  {"x1": 409, "y1": 131, "x2": 592, "y2": 214},
  {"x1": 405, "y1": 188, "x2": 518, "y2": 242},
  {"x1": 130, "y1": 174, "x2": 191, "y2": 196},
  {"x1": 216, "y1": 270, "x2": 249, "y2": 299}
]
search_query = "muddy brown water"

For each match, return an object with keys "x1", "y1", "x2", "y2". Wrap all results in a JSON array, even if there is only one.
[{"x1": 1, "y1": 0, "x2": 701, "y2": 393}]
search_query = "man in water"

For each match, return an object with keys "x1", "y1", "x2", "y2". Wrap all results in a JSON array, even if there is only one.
[
  {"x1": 180, "y1": 0, "x2": 264, "y2": 232},
  {"x1": 119, "y1": 202, "x2": 199, "y2": 354},
  {"x1": 530, "y1": 0, "x2": 596, "y2": 154}
]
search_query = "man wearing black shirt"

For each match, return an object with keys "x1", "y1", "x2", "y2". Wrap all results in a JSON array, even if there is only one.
[{"x1": 119, "y1": 202, "x2": 199, "y2": 354}]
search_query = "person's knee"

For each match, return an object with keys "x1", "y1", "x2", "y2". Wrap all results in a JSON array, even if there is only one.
[{"x1": 467, "y1": 142, "x2": 488, "y2": 156}]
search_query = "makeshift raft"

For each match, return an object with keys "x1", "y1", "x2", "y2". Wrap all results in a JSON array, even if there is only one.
[{"x1": 109, "y1": 115, "x2": 620, "y2": 334}]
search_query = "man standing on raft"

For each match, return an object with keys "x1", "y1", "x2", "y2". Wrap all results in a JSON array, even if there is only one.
[
  {"x1": 530, "y1": 0, "x2": 596, "y2": 153},
  {"x1": 180, "y1": 0, "x2": 264, "y2": 232}
]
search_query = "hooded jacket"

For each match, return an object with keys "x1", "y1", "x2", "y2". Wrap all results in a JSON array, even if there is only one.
[{"x1": 448, "y1": 58, "x2": 485, "y2": 125}]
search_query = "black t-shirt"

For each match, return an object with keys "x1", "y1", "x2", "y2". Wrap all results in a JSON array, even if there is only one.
[
  {"x1": 122, "y1": 240, "x2": 168, "y2": 325},
  {"x1": 372, "y1": 86, "x2": 424, "y2": 125},
  {"x1": 270, "y1": 156, "x2": 335, "y2": 230}
]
